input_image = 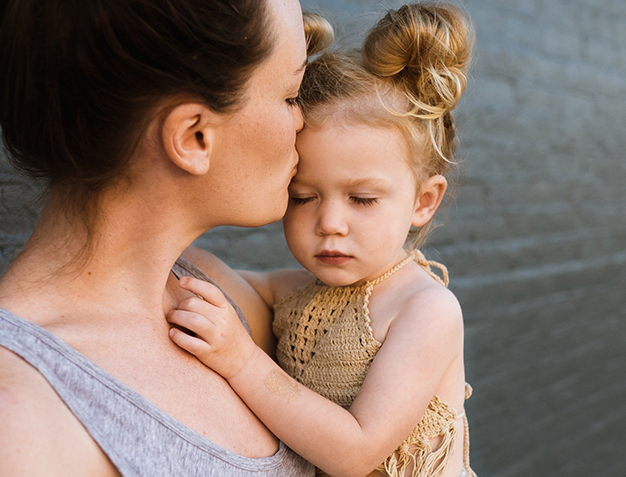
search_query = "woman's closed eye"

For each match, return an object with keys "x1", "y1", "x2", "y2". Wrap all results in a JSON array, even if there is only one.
[
  {"x1": 286, "y1": 96, "x2": 300, "y2": 107},
  {"x1": 350, "y1": 197, "x2": 379, "y2": 206}
]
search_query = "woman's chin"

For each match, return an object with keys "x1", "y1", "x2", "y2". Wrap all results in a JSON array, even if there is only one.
[
  {"x1": 264, "y1": 195, "x2": 290, "y2": 224},
  {"x1": 240, "y1": 203, "x2": 289, "y2": 228}
]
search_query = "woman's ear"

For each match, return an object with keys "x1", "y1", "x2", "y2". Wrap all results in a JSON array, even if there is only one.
[
  {"x1": 162, "y1": 103, "x2": 217, "y2": 176},
  {"x1": 412, "y1": 175, "x2": 448, "y2": 227}
]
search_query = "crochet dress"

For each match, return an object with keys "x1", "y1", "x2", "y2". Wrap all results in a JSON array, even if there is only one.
[{"x1": 273, "y1": 251, "x2": 476, "y2": 477}]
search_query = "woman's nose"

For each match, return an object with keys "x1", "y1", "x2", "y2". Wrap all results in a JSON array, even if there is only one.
[
  {"x1": 294, "y1": 104, "x2": 304, "y2": 133},
  {"x1": 316, "y1": 204, "x2": 348, "y2": 236}
]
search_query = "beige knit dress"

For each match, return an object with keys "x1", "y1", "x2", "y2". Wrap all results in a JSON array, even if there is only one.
[{"x1": 273, "y1": 251, "x2": 476, "y2": 477}]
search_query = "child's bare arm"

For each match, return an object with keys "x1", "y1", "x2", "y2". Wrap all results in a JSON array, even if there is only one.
[{"x1": 168, "y1": 276, "x2": 463, "y2": 477}]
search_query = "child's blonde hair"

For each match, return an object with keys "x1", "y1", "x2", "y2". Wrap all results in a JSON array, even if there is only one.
[{"x1": 301, "y1": 3, "x2": 474, "y2": 246}]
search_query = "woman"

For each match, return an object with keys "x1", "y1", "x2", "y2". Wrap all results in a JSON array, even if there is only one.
[{"x1": 0, "y1": 0, "x2": 313, "y2": 475}]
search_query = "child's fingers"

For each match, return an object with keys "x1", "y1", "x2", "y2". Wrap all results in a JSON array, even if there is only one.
[
  {"x1": 178, "y1": 276, "x2": 229, "y2": 308},
  {"x1": 167, "y1": 309, "x2": 215, "y2": 337},
  {"x1": 169, "y1": 327, "x2": 211, "y2": 358},
  {"x1": 176, "y1": 295, "x2": 216, "y2": 319}
]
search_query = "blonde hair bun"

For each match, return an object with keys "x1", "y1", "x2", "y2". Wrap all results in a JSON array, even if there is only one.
[
  {"x1": 303, "y1": 12, "x2": 334, "y2": 56},
  {"x1": 363, "y1": 3, "x2": 474, "y2": 119}
]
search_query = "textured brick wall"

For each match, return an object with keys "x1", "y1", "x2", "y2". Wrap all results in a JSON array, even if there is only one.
[
  {"x1": 2, "y1": 1, "x2": 625, "y2": 475},
  {"x1": 0, "y1": 158, "x2": 42, "y2": 272}
]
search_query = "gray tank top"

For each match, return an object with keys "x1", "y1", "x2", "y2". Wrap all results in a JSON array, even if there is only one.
[{"x1": 0, "y1": 258, "x2": 313, "y2": 477}]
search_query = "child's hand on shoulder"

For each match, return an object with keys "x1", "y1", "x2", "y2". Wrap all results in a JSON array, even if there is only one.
[{"x1": 167, "y1": 276, "x2": 257, "y2": 380}]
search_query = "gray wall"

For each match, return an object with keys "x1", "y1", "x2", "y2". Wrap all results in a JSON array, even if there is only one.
[{"x1": 1, "y1": 1, "x2": 625, "y2": 475}]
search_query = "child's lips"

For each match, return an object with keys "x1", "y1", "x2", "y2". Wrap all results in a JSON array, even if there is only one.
[{"x1": 315, "y1": 251, "x2": 353, "y2": 265}]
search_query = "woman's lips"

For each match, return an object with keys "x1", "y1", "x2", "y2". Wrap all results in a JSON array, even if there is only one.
[{"x1": 315, "y1": 251, "x2": 353, "y2": 265}]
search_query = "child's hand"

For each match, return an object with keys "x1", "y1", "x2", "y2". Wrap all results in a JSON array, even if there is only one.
[{"x1": 167, "y1": 276, "x2": 257, "y2": 380}]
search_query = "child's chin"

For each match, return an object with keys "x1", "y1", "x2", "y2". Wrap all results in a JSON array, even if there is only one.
[{"x1": 316, "y1": 273, "x2": 362, "y2": 288}]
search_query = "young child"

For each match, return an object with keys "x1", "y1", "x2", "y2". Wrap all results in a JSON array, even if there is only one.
[{"x1": 168, "y1": 4, "x2": 476, "y2": 477}]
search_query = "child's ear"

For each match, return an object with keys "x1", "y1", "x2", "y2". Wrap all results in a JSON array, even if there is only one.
[
  {"x1": 161, "y1": 103, "x2": 217, "y2": 176},
  {"x1": 412, "y1": 175, "x2": 448, "y2": 227}
]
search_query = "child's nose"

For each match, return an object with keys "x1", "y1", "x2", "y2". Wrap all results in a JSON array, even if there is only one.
[{"x1": 316, "y1": 204, "x2": 348, "y2": 236}]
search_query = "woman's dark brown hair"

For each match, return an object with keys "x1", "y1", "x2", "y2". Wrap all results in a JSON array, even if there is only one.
[{"x1": 0, "y1": 0, "x2": 274, "y2": 213}]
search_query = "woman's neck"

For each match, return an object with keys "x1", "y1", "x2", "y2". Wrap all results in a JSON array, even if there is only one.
[{"x1": 0, "y1": 186, "x2": 203, "y2": 325}]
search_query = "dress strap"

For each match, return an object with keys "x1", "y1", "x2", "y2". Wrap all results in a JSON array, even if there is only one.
[
  {"x1": 462, "y1": 382, "x2": 477, "y2": 477},
  {"x1": 462, "y1": 412, "x2": 477, "y2": 477},
  {"x1": 367, "y1": 250, "x2": 450, "y2": 288},
  {"x1": 367, "y1": 253, "x2": 416, "y2": 286},
  {"x1": 413, "y1": 249, "x2": 449, "y2": 287}
]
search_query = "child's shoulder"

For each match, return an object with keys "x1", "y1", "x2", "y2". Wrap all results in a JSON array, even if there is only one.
[
  {"x1": 238, "y1": 268, "x2": 316, "y2": 308},
  {"x1": 370, "y1": 262, "x2": 462, "y2": 346},
  {"x1": 396, "y1": 270, "x2": 463, "y2": 341},
  {"x1": 268, "y1": 268, "x2": 317, "y2": 306},
  {"x1": 368, "y1": 277, "x2": 464, "y2": 377},
  {"x1": 406, "y1": 278, "x2": 461, "y2": 319}
]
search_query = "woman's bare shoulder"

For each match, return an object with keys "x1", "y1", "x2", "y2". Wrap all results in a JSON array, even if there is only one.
[
  {"x1": 0, "y1": 345, "x2": 56, "y2": 414},
  {"x1": 0, "y1": 347, "x2": 119, "y2": 476}
]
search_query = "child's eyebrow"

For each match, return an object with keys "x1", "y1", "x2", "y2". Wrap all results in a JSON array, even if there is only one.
[
  {"x1": 293, "y1": 58, "x2": 307, "y2": 75},
  {"x1": 342, "y1": 178, "x2": 389, "y2": 189},
  {"x1": 290, "y1": 177, "x2": 390, "y2": 190}
]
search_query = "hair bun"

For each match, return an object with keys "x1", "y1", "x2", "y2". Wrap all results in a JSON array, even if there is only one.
[
  {"x1": 363, "y1": 3, "x2": 473, "y2": 118},
  {"x1": 303, "y1": 12, "x2": 334, "y2": 56}
]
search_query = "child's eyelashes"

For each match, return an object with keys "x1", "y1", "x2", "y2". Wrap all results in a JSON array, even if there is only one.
[
  {"x1": 290, "y1": 196, "x2": 314, "y2": 205},
  {"x1": 289, "y1": 196, "x2": 380, "y2": 206},
  {"x1": 286, "y1": 96, "x2": 300, "y2": 107},
  {"x1": 350, "y1": 197, "x2": 379, "y2": 206}
]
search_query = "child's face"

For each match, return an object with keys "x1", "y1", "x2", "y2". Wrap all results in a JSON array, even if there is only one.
[{"x1": 283, "y1": 122, "x2": 420, "y2": 287}]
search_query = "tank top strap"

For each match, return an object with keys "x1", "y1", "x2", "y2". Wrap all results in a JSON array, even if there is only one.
[{"x1": 366, "y1": 250, "x2": 450, "y2": 288}]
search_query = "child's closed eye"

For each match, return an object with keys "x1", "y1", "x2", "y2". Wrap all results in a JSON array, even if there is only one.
[
  {"x1": 350, "y1": 197, "x2": 379, "y2": 206},
  {"x1": 290, "y1": 196, "x2": 314, "y2": 205}
]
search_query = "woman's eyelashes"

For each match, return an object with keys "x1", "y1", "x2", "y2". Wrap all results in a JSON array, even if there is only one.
[{"x1": 286, "y1": 96, "x2": 300, "y2": 107}]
